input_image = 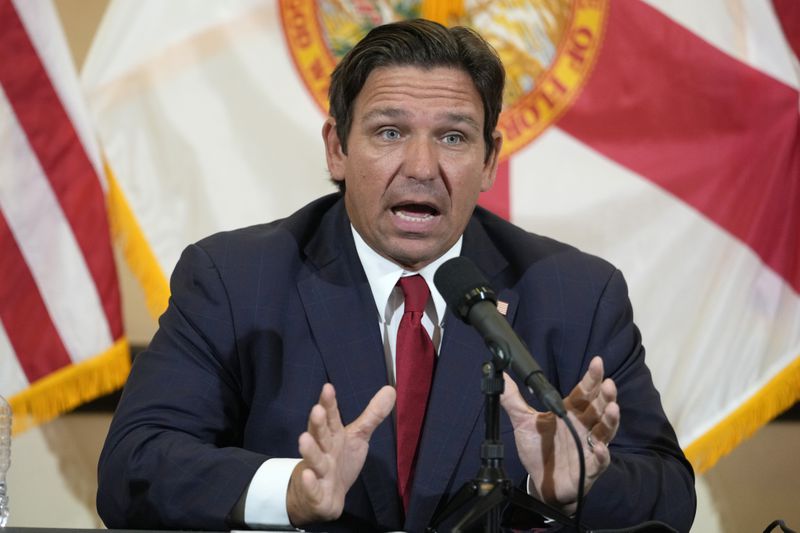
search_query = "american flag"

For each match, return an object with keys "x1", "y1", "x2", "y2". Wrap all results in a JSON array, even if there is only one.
[{"x1": 0, "y1": 0, "x2": 128, "y2": 434}]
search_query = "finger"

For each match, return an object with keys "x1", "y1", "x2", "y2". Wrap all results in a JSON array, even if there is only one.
[
  {"x1": 588, "y1": 439, "x2": 611, "y2": 476},
  {"x1": 349, "y1": 385, "x2": 396, "y2": 440},
  {"x1": 499, "y1": 373, "x2": 538, "y2": 426},
  {"x1": 300, "y1": 466, "x2": 322, "y2": 504},
  {"x1": 600, "y1": 377, "x2": 617, "y2": 404},
  {"x1": 578, "y1": 376, "x2": 617, "y2": 428},
  {"x1": 318, "y1": 383, "x2": 343, "y2": 433},
  {"x1": 591, "y1": 399, "x2": 620, "y2": 445},
  {"x1": 298, "y1": 431, "x2": 330, "y2": 479},
  {"x1": 308, "y1": 384, "x2": 344, "y2": 452},
  {"x1": 566, "y1": 356, "x2": 604, "y2": 412},
  {"x1": 306, "y1": 403, "x2": 331, "y2": 449}
]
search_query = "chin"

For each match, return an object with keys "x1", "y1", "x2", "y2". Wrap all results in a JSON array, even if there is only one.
[{"x1": 392, "y1": 248, "x2": 439, "y2": 270}]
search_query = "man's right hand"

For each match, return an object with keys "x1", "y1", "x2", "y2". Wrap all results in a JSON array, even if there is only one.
[{"x1": 286, "y1": 383, "x2": 396, "y2": 526}]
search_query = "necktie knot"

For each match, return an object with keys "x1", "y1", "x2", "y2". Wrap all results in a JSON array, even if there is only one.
[{"x1": 398, "y1": 274, "x2": 430, "y2": 314}]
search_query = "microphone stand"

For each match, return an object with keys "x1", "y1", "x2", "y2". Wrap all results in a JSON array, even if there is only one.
[{"x1": 426, "y1": 345, "x2": 577, "y2": 533}]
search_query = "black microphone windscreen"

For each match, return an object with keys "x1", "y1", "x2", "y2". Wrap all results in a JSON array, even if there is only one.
[{"x1": 434, "y1": 257, "x2": 496, "y2": 320}]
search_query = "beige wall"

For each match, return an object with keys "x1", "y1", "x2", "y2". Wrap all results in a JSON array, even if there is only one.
[{"x1": 5, "y1": 2, "x2": 798, "y2": 531}]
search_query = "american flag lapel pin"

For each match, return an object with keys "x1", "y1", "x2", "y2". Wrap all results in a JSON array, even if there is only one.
[{"x1": 496, "y1": 300, "x2": 509, "y2": 316}]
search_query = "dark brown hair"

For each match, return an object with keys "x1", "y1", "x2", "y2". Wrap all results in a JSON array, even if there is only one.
[{"x1": 328, "y1": 19, "x2": 505, "y2": 187}]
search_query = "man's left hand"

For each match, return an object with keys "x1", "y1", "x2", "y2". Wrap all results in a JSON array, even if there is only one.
[{"x1": 499, "y1": 356, "x2": 619, "y2": 515}]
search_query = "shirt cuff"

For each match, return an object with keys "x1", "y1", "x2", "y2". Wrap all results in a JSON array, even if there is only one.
[{"x1": 244, "y1": 458, "x2": 302, "y2": 528}]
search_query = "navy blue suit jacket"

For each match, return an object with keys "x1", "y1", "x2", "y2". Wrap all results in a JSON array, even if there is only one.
[{"x1": 97, "y1": 194, "x2": 695, "y2": 531}]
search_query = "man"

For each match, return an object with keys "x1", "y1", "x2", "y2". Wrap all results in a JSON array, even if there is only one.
[{"x1": 97, "y1": 20, "x2": 696, "y2": 532}]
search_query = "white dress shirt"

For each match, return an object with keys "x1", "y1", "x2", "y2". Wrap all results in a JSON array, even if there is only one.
[{"x1": 242, "y1": 226, "x2": 462, "y2": 528}]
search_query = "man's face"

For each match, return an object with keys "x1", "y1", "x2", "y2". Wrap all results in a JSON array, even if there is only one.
[{"x1": 323, "y1": 66, "x2": 502, "y2": 270}]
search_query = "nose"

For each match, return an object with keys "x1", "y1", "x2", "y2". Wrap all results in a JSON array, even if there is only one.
[{"x1": 403, "y1": 136, "x2": 439, "y2": 182}]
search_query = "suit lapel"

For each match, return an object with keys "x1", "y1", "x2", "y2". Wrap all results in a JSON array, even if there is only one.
[
  {"x1": 296, "y1": 201, "x2": 402, "y2": 527},
  {"x1": 406, "y1": 215, "x2": 521, "y2": 530}
]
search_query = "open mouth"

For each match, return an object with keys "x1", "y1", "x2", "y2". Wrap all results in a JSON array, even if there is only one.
[{"x1": 391, "y1": 202, "x2": 440, "y2": 221}]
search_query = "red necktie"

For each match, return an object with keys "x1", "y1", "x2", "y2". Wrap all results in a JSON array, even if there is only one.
[{"x1": 395, "y1": 274, "x2": 435, "y2": 511}]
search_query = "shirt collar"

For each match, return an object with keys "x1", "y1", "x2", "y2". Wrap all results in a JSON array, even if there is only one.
[{"x1": 351, "y1": 225, "x2": 462, "y2": 326}]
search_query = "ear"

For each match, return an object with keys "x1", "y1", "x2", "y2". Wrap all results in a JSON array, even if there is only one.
[
  {"x1": 480, "y1": 131, "x2": 503, "y2": 192},
  {"x1": 322, "y1": 118, "x2": 346, "y2": 184}
]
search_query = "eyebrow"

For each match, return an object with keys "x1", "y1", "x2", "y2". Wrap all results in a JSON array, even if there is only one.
[
  {"x1": 444, "y1": 112, "x2": 481, "y2": 132},
  {"x1": 361, "y1": 107, "x2": 410, "y2": 122},
  {"x1": 361, "y1": 107, "x2": 481, "y2": 131}
]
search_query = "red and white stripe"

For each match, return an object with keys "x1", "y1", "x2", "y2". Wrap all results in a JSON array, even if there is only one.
[{"x1": 0, "y1": 0, "x2": 122, "y2": 397}]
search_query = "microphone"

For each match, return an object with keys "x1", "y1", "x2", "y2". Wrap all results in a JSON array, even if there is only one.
[{"x1": 434, "y1": 257, "x2": 566, "y2": 418}]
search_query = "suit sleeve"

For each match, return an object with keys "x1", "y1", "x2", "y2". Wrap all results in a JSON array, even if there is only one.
[
  {"x1": 96, "y1": 243, "x2": 268, "y2": 530},
  {"x1": 579, "y1": 269, "x2": 696, "y2": 531}
]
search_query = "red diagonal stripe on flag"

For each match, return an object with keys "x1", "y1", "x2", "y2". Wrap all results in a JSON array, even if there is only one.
[
  {"x1": 772, "y1": 0, "x2": 800, "y2": 61},
  {"x1": 0, "y1": 210, "x2": 72, "y2": 381},
  {"x1": 0, "y1": 0, "x2": 123, "y2": 337},
  {"x1": 558, "y1": 1, "x2": 800, "y2": 292}
]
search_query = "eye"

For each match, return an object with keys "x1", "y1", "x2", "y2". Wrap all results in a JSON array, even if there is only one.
[
  {"x1": 443, "y1": 133, "x2": 465, "y2": 145},
  {"x1": 379, "y1": 128, "x2": 401, "y2": 141}
]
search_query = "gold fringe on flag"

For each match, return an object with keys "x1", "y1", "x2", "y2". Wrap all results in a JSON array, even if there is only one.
[
  {"x1": 684, "y1": 355, "x2": 800, "y2": 473},
  {"x1": 105, "y1": 160, "x2": 171, "y2": 319},
  {"x1": 8, "y1": 338, "x2": 131, "y2": 435},
  {"x1": 421, "y1": 0, "x2": 465, "y2": 26}
]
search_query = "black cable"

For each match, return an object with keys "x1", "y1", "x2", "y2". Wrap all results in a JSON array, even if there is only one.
[
  {"x1": 561, "y1": 415, "x2": 586, "y2": 532},
  {"x1": 764, "y1": 520, "x2": 797, "y2": 533}
]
